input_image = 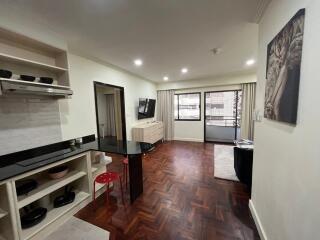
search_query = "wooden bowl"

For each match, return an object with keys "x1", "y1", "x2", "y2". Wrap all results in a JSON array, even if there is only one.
[{"x1": 48, "y1": 166, "x2": 69, "y2": 179}]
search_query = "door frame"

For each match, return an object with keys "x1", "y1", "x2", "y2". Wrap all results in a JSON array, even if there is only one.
[
  {"x1": 93, "y1": 81, "x2": 127, "y2": 141},
  {"x1": 203, "y1": 90, "x2": 241, "y2": 144}
]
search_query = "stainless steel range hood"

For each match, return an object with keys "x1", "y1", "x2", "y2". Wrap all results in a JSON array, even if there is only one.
[{"x1": 0, "y1": 79, "x2": 73, "y2": 98}]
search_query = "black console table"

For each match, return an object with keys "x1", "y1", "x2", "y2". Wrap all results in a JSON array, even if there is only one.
[{"x1": 234, "y1": 141, "x2": 254, "y2": 195}]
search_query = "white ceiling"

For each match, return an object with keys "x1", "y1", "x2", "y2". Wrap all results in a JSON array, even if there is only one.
[{"x1": 0, "y1": 0, "x2": 269, "y2": 82}]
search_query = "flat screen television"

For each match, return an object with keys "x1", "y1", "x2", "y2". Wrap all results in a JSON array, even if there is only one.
[{"x1": 138, "y1": 98, "x2": 156, "y2": 119}]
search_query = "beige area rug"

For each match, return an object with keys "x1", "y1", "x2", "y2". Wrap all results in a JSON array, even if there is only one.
[
  {"x1": 45, "y1": 217, "x2": 110, "y2": 240},
  {"x1": 214, "y1": 144, "x2": 239, "y2": 182}
]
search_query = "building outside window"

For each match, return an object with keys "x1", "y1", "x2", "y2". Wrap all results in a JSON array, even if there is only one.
[{"x1": 174, "y1": 93, "x2": 201, "y2": 120}]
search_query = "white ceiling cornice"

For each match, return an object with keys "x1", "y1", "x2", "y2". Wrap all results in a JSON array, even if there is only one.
[{"x1": 254, "y1": 0, "x2": 272, "y2": 23}]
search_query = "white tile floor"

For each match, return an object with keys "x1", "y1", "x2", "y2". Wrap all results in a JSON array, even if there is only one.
[{"x1": 45, "y1": 217, "x2": 110, "y2": 240}]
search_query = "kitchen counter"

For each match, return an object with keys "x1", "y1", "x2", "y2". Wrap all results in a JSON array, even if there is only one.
[
  {"x1": 0, "y1": 135, "x2": 151, "y2": 240},
  {"x1": 0, "y1": 136, "x2": 151, "y2": 182}
]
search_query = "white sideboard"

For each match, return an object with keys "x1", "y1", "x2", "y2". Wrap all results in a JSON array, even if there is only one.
[{"x1": 132, "y1": 121, "x2": 164, "y2": 144}]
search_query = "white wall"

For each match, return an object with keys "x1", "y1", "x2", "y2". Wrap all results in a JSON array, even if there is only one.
[
  {"x1": 174, "y1": 84, "x2": 241, "y2": 142},
  {"x1": 159, "y1": 73, "x2": 255, "y2": 142},
  {"x1": 59, "y1": 53, "x2": 157, "y2": 141},
  {"x1": 251, "y1": 1, "x2": 320, "y2": 239}
]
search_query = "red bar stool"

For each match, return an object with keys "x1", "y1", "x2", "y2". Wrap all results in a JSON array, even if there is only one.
[
  {"x1": 122, "y1": 157, "x2": 129, "y2": 190},
  {"x1": 93, "y1": 171, "x2": 125, "y2": 207}
]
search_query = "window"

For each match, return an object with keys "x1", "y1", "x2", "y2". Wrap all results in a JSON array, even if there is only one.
[
  {"x1": 205, "y1": 91, "x2": 242, "y2": 127},
  {"x1": 174, "y1": 93, "x2": 201, "y2": 121}
]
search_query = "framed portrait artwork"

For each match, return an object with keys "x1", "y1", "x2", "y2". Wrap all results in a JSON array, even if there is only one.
[{"x1": 264, "y1": 9, "x2": 305, "y2": 124}]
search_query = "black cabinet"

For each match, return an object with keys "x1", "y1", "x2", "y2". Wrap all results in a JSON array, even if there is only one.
[{"x1": 234, "y1": 147, "x2": 253, "y2": 195}]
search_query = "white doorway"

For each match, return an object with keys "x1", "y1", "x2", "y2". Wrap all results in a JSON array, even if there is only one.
[{"x1": 94, "y1": 82, "x2": 126, "y2": 142}]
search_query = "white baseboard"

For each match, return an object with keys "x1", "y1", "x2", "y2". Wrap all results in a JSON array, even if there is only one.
[
  {"x1": 174, "y1": 137, "x2": 204, "y2": 142},
  {"x1": 249, "y1": 200, "x2": 268, "y2": 240}
]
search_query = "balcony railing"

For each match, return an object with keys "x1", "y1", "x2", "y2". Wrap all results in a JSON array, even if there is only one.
[{"x1": 206, "y1": 116, "x2": 240, "y2": 127}]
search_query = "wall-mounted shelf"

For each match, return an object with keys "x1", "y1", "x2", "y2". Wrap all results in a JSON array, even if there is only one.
[
  {"x1": 0, "y1": 53, "x2": 68, "y2": 74},
  {"x1": 17, "y1": 170, "x2": 86, "y2": 209},
  {"x1": 0, "y1": 27, "x2": 71, "y2": 89},
  {"x1": 21, "y1": 191, "x2": 90, "y2": 240},
  {"x1": 0, "y1": 78, "x2": 70, "y2": 90}
]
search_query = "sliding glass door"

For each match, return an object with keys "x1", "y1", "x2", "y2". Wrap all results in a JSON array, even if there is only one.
[{"x1": 204, "y1": 90, "x2": 242, "y2": 143}]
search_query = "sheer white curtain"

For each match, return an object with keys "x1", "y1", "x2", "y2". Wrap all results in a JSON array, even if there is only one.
[
  {"x1": 157, "y1": 90, "x2": 174, "y2": 141},
  {"x1": 240, "y1": 83, "x2": 256, "y2": 140},
  {"x1": 105, "y1": 94, "x2": 116, "y2": 137}
]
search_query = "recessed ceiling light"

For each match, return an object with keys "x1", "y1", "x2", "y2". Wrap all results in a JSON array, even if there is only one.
[
  {"x1": 246, "y1": 59, "x2": 255, "y2": 66},
  {"x1": 134, "y1": 59, "x2": 143, "y2": 66},
  {"x1": 181, "y1": 68, "x2": 188, "y2": 74},
  {"x1": 163, "y1": 76, "x2": 169, "y2": 81}
]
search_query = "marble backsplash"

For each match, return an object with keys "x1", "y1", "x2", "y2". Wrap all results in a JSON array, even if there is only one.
[{"x1": 0, "y1": 95, "x2": 62, "y2": 155}]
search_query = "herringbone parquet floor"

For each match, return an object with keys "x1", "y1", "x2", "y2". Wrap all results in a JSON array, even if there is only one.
[{"x1": 75, "y1": 141, "x2": 260, "y2": 240}]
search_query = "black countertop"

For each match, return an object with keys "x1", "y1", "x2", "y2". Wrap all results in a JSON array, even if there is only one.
[{"x1": 0, "y1": 137, "x2": 151, "y2": 182}]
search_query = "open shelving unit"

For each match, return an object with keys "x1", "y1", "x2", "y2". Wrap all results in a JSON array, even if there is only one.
[
  {"x1": 0, "y1": 28, "x2": 70, "y2": 89},
  {"x1": 91, "y1": 162, "x2": 107, "y2": 173},
  {"x1": 0, "y1": 53, "x2": 68, "y2": 73},
  {"x1": 11, "y1": 153, "x2": 91, "y2": 240},
  {"x1": 17, "y1": 170, "x2": 86, "y2": 208},
  {"x1": 0, "y1": 182, "x2": 18, "y2": 240},
  {"x1": 91, "y1": 153, "x2": 112, "y2": 173},
  {"x1": 92, "y1": 163, "x2": 107, "y2": 194},
  {"x1": 90, "y1": 152, "x2": 113, "y2": 195},
  {"x1": 0, "y1": 150, "x2": 115, "y2": 240},
  {"x1": 20, "y1": 191, "x2": 90, "y2": 240},
  {"x1": 92, "y1": 165, "x2": 107, "y2": 193}
]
